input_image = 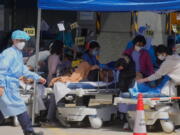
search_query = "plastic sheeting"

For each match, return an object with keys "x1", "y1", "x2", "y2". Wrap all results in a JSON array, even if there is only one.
[
  {"x1": 129, "y1": 76, "x2": 171, "y2": 98},
  {"x1": 38, "y1": 0, "x2": 180, "y2": 11}
]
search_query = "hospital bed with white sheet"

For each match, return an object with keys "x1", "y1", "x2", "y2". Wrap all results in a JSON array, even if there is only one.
[
  {"x1": 114, "y1": 80, "x2": 180, "y2": 133},
  {"x1": 49, "y1": 71, "x2": 120, "y2": 128}
]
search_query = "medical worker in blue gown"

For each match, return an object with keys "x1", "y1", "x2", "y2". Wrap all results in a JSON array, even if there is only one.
[{"x1": 0, "y1": 30, "x2": 46, "y2": 135}]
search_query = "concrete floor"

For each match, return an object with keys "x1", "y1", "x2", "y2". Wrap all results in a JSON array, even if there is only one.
[
  {"x1": 1, "y1": 97, "x2": 179, "y2": 135},
  {"x1": 0, "y1": 124, "x2": 178, "y2": 135}
]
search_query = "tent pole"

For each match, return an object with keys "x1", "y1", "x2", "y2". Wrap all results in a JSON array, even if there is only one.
[
  {"x1": 169, "y1": 13, "x2": 172, "y2": 35},
  {"x1": 32, "y1": 8, "x2": 42, "y2": 125}
]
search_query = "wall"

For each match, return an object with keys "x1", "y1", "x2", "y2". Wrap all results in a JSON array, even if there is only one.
[
  {"x1": 137, "y1": 12, "x2": 167, "y2": 45},
  {"x1": 98, "y1": 12, "x2": 167, "y2": 63},
  {"x1": 97, "y1": 12, "x2": 132, "y2": 63}
]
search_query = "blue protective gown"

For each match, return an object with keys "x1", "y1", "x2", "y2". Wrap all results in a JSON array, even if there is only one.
[
  {"x1": 82, "y1": 53, "x2": 109, "y2": 69},
  {"x1": 0, "y1": 46, "x2": 41, "y2": 117}
]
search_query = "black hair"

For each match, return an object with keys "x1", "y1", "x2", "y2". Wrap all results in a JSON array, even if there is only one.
[
  {"x1": 50, "y1": 40, "x2": 64, "y2": 55},
  {"x1": 132, "y1": 35, "x2": 146, "y2": 46},
  {"x1": 89, "y1": 41, "x2": 100, "y2": 50},
  {"x1": 115, "y1": 54, "x2": 131, "y2": 69},
  {"x1": 155, "y1": 45, "x2": 168, "y2": 54}
]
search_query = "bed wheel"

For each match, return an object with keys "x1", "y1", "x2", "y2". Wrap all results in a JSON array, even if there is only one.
[
  {"x1": 160, "y1": 120, "x2": 174, "y2": 133},
  {"x1": 13, "y1": 116, "x2": 19, "y2": 127},
  {"x1": 89, "y1": 116, "x2": 103, "y2": 129},
  {"x1": 56, "y1": 112, "x2": 71, "y2": 128}
]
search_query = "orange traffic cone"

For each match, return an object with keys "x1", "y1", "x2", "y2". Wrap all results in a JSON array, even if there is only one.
[{"x1": 133, "y1": 93, "x2": 147, "y2": 135}]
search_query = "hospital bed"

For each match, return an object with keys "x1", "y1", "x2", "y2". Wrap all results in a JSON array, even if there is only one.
[
  {"x1": 114, "y1": 81, "x2": 180, "y2": 133},
  {"x1": 50, "y1": 71, "x2": 120, "y2": 128}
]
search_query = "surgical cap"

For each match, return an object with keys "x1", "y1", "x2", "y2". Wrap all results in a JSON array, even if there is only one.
[{"x1": 11, "y1": 30, "x2": 30, "y2": 41}]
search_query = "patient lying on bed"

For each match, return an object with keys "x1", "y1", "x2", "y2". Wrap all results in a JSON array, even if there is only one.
[{"x1": 49, "y1": 61, "x2": 114, "y2": 86}]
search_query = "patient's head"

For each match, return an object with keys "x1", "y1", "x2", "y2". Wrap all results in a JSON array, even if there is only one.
[
  {"x1": 88, "y1": 41, "x2": 100, "y2": 56},
  {"x1": 156, "y1": 45, "x2": 168, "y2": 61},
  {"x1": 115, "y1": 55, "x2": 130, "y2": 70}
]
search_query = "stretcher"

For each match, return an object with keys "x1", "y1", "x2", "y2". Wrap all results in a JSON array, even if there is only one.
[
  {"x1": 67, "y1": 82, "x2": 119, "y2": 96},
  {"x1": 114, "y1": 92, "x2": 180, "y2": 133},
  {"x1": 51, "y1": 71, "x2": 120, "y2": 128}
]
